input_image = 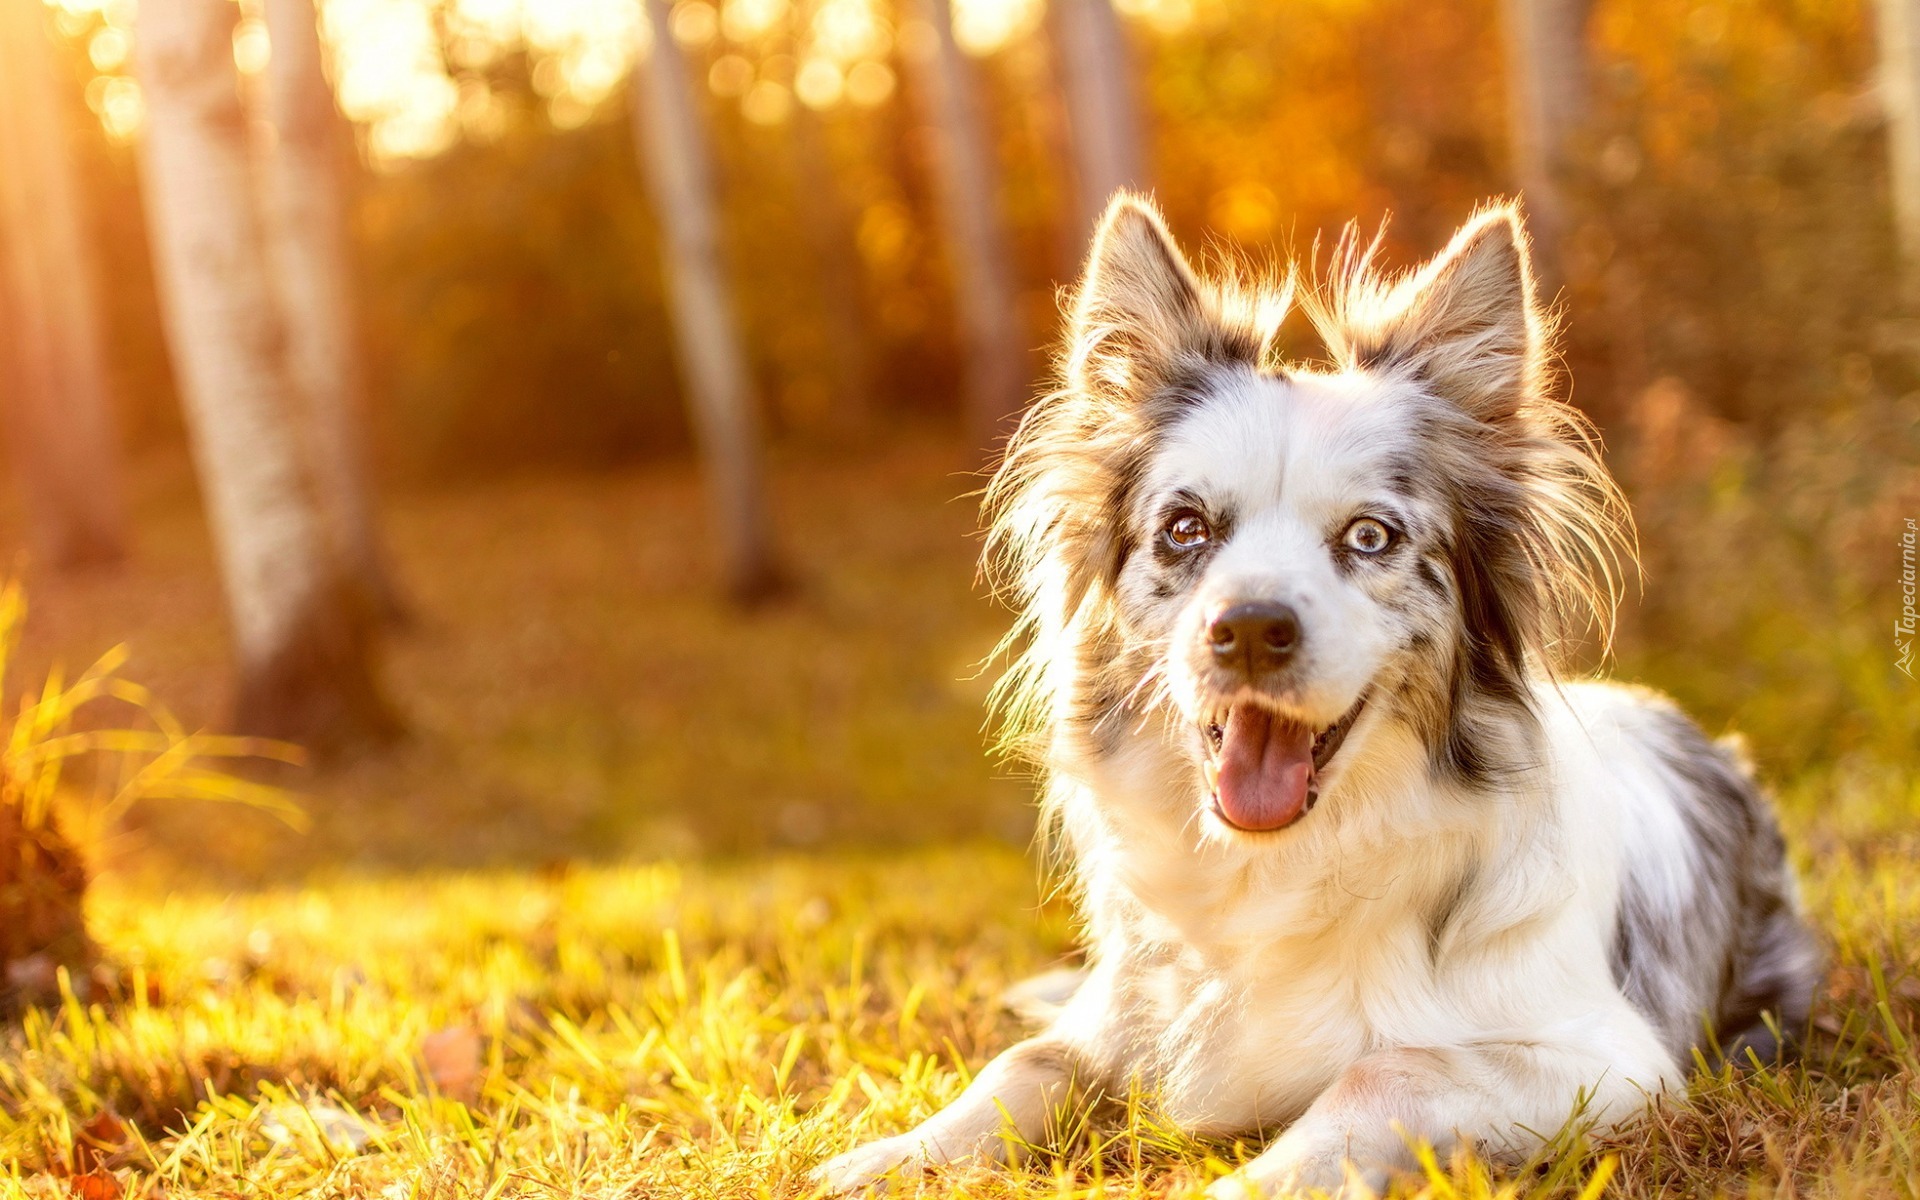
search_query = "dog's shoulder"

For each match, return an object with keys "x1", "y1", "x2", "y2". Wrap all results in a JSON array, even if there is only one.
[
  {"x1": 1537, "y1": 676, "x2": 1823, "y2": 1061},
  {"x1": 1535, "y1": 677, "x2": 1752, "y2": 797}
]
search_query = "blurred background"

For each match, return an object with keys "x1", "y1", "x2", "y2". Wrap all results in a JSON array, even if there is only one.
[{"x1": 0, "y1": 0, "x2": 1915, "y2": 888}]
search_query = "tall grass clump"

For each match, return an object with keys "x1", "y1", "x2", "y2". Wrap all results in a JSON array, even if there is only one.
[{"x1": 0, "y1": 583, "x2": 300, "y2": 1000}]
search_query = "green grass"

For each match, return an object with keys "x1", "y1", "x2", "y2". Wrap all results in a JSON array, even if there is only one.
[{"x1": 2, "y1": 774, "x2": 1918, "y2": 1198}]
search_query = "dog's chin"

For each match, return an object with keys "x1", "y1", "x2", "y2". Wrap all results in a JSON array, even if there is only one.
[{"x1": 1193, "y1": 691, "x2": 1368, "y2": 835}]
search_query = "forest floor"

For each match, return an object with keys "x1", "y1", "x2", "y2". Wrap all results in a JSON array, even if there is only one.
[
  {"x1": 10, "y1": 433, "x2": 1030, "y2": 882},
  {"x1": 2, "y1": 438, "x2": 1917, "y2": 1197}
]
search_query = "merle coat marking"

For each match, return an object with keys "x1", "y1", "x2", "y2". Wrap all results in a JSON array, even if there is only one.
[{"x1": 816, "y1": 196, "x2": 1823, "y2": 1199}]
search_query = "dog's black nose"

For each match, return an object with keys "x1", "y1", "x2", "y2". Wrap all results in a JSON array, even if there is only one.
[{"x1": 1207, "y1": 602, "x2": 1301, "y2": 675}]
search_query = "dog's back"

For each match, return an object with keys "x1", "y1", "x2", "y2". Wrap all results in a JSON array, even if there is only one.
[{"x1": 1554, "y1": 682, "x2": 1824, "y2": 1062}]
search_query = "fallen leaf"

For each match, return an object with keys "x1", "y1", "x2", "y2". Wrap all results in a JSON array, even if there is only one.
[
  {"x1": 70, "y1": 1112, "x2": 128, "y2": 1174},
  {"x1": 422, "y1": 1026, "x2": 483, "y2": 1102},
  {"x1": 68, "y1": 1170, "x2": 121, "y2": 1200}
]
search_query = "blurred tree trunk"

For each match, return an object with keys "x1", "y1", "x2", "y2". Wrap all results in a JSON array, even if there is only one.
[
  {"x1": 630, "y1": 0, "x2": 783, "y2": 603},
  {"x1": 1498, "y1": 0, "x2": 1595, "y2": 269},
  {"x1": 0, "y1": 0, "x2": 127, "y2": 571},
  {"x1": 258, "y1": 0, "x2": 408, "y2": 623},
  {"x1": 1049, "y1": 0, "x2": 1147, "y2": 238},
  {"x1": 1876, "y1": 0, "x2": 1920, "y2": 281},
  {"x1": 905, "y1": 0, "x2": 1027, "y2": 455},
  {"x1": 135, "y1": 0, "x2": 396, "y2": 753}
]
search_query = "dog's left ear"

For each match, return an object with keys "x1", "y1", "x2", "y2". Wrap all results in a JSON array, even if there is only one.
[{"x1": 1345, "y1": 205, "x2": 1545, "y2": 424}]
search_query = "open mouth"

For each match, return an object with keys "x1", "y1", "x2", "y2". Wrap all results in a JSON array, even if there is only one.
[{"x1": 1199, "y1": 694, "x2": 1367, "y2": 833}]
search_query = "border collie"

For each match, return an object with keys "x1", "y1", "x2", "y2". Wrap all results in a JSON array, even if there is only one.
[{"x1": 816, "y1": 197, "x2": 1823, "y2": 1198}]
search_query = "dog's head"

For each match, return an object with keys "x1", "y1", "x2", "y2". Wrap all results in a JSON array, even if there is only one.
[{"x1": 987, "y1": 195, "x2": 1628, "y2": 837}]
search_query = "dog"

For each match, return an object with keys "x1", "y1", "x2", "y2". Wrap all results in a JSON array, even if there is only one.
[{"x1": 814, "y1": 196, "x2": 1823, "y2": 1198}]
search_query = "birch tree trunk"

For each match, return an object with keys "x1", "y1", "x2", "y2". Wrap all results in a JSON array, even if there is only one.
[
  {"x1": 905, "y1": 0, "x2": 1028, "y2": 453},
  {"x1": 135, "y1": 0, "x2": 395, "y2": 751},
  {"x1": 1498, "y1": 0, "x2": 1595, "y2": 268},
  {"x1": 1049, "y1": 0, "x2": 1147, "y2": 238},
  {"x1": 629, "y1": 0, "x2": 782, "y2": 603},
  {"x1": 0, "y1": 0, "x2": 127, "y2": 569},
  {"x1": 258, "y1": 0, "x2": 407, "y2": 622},
  {"x1": 1876, "y1": 0, "x2": 1920, "y2": 281}
]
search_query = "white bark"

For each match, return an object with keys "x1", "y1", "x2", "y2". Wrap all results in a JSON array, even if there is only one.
[
  {"x1": 1498, "y1": 0, "x2": 1594, "y2": 261},
  {"x1": 258, "y1": 0, "x2": 405, "y2": 619},
  {"x1": 0, "y1": 0, "x2": 127, "y2": 568},
  {"x1": 630, "y1": 0, "x2": 781, "y2": 601},
  {"x1": 1876, "y1": 0, "x2": 1920, "y2": 278},
  {"x1": 135, "y1": 0, "x2": 390, "y2": 744},
  {"x1": 907, "y1": 0, "x2": 1028, "y2": 451},
  {"x1": 1050, "y1": 0, "x2": 1147, "y2": 238}
]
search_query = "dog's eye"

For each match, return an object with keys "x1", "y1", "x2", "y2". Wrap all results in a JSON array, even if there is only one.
[
  {"x1": 1342, "y1": 518, "x2": 1393, "y2": 554},
  {"x1": 1165, "y1": 512, "x2": 1211, "y2": 549}
]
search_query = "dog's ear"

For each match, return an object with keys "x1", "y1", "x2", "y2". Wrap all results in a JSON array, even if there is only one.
[
  {"x1": 1066, "y1": 194, "x2": 1260, "y2": 398},
  {"x1": 1343, "y1": 205, "x2": 1544, "y2": 424}
]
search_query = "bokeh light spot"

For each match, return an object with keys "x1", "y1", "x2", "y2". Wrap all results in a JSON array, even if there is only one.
[
  {"x1": 87, "y1": 26, "x2": 129, "y2": 72},
  {"x1": 232, "y1": 16, "x2": 271, "y2": 77},
  {"x1": 720, "y1": 0, "x2": 787, "y2": 44},
  {"x1": 741, "y1": 77, "x2": 792, "y2": 124},
  {"x1": 795, "y1": 57, "x2": 843, "y2": 109},
  {"x1": 99, "y1": 75, "x2": 144, "y2": 142},
  {"x1": 670, "y1": 0, "x2": 719, "y2": 47},
  {"x1": 709, "y1": 53, "x2": 755, "y2": 98},
  {"x1": 844, "y1": 58, "x2": 893, "y2": 107},
  {"x1": 951, "y1": 0, "x2": 1040, "y2": 55}
]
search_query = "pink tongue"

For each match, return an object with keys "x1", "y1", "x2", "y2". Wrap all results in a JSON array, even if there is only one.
[{"x1": 1214, "y1": 704, "x2": 1316, "y2": 831}]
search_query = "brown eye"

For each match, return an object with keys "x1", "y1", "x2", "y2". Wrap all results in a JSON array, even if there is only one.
[
  {"x1": 1342, "y1": 517, "x2": 1393, "y2": 554},
  {"x1": 1165, "y1": 512, "x2": 1211, "y2": 549}
]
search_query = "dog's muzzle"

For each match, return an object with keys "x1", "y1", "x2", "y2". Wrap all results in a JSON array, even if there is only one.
[{"x1": 1193, "y1": 600, "x2": 1368, "y2": 832}]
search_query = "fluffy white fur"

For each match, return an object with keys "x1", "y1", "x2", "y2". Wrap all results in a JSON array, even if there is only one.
[{"x1": 815, "y1": 197, "x2": 1821, "y2": 1198}]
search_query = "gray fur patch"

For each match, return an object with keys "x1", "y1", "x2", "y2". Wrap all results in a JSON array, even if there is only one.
[
  {"x1": 1426, "y1": 861, "x2": 1481, "y2": 965},
  {"x1": 1611, "y1": 708, "x2": 1824, "y2": 1062}
]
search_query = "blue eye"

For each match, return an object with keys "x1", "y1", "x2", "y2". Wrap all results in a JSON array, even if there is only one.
[
  {"x1": 1165, "y1": 512, "x2": 1211, "y2": 548},
  {"x1": 1342, "y1": 518, "x2": 1393, "y2": 554}
]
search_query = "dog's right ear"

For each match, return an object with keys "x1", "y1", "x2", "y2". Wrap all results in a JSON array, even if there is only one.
[{"x1": 1066, "y1": 194, "x2": 1259, "y2": 399}]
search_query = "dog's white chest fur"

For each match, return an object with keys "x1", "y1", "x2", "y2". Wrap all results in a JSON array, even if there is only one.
[
  {"x1": 1121, "y1": 929, "x2": 1375, "y2": 1132},
  {"x1": 1059, "y1": 735, "x2": 1505, "y2": 1134}
]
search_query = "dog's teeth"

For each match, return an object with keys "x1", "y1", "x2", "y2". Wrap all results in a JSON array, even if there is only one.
[{"x1": 1202, "y1": 756, "x2": 1218, "y2": 793}]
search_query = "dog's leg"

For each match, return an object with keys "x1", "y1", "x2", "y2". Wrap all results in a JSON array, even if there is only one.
[
  {"x1": 1205, "y1": 1039, "x2": 1669, "y2": 1200},
  {"x1": 812, "y1": 1037, "x2": 1082, "y2": 1194}
]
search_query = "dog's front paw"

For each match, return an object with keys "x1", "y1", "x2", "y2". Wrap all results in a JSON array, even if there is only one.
[
  {"x1": 1205, "y1": 1172, "x2": 1269, "y2": 1200},
  {"x1": 1206, "y1": 1155, "x2": 1384, "y2": 1200},
  {"x1": 811, "y1": 1134, "x2": 931, "y2": 1195}
]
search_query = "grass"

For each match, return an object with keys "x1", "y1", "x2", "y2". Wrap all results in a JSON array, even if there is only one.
[
  {"x1": 1, "y1": 781, "x2": 1917, "y2": 1198},
  {"x1": 2, "y1": 437, "x2": 1917, "y2": 1196}
]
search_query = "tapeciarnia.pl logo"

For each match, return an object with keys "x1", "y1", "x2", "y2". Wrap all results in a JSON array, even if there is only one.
[{"x1": 1900, "y1": 517, "x2": 1917, "y2": 680}]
